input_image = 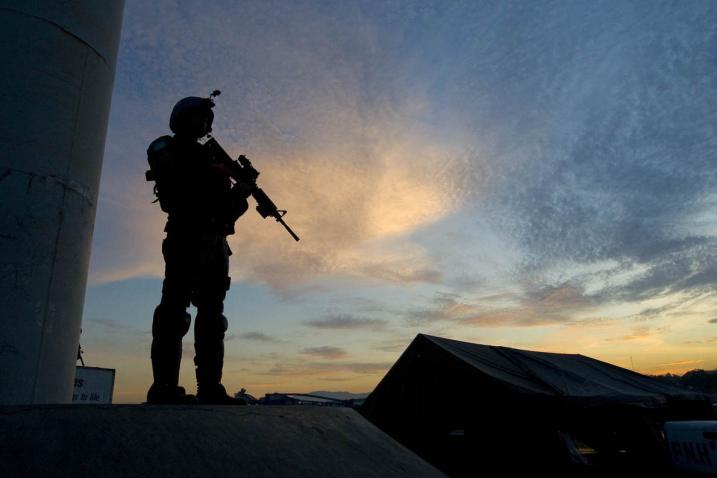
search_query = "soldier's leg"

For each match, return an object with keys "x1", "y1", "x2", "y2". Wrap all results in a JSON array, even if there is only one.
[
  {"x1": 148, "y1": 235, "x2": 195, "y2": 403},
  {"x1": 194, "y1": 301, "x2": 227, "y2": 389},
  {"x1": 192, "y1": 236, "x2": 241, "y2": 403}
]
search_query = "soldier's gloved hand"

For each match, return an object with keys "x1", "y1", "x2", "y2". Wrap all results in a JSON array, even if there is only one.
[
  {"x1": 233, "y1": 180, "x2": 253, "y2": 199},
  {"x1": 229, "y1": 194, "x2": 249, "y2": 221}
]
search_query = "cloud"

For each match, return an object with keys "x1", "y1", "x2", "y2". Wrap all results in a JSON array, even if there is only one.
[
  {"x1": 97, "y1": 1, "x2": 717, "y2": 300},
  {"x1": 88, "y1": 318, "x2": 131, "y2": 331},
  {"x1": 221, "y1": 138, "x2": 467, "y2": 292},
  {"x1": 87, "y1": 318, "x2": 148, "y2": 336},
  {"x1": 630, "y1": 292, "x2": 713, "y2": 322},
  {"x1": 300, "y1": 346, "x2": 348, "y2": 359},
  {"x1": 235, "y1": 332, "x2": 283, "y2": 343},
  {"x1": 89, "y1": 1, "x2": 717, "y2": 357},
  {"x1": 304, "y1": 314, "x2": 387, "y2": 330},
  {"x1": 371, "y1": 338, "x2": 413, "y2": 353},
  {"x1": 638, "y1": 304, "x2": 683, "y2": 320},
  {"x1": 604, "y1": 326, "x2": 655, "y2": 343},
  {"x1": 450, "y1": 2, "x2": 717, "y2": 306},
  {"x1": 406, "y1": 292, "x2": 479, "y2": 326},
  {"x1": 90, "y1": 0, "x2": 482, "y2": 293},
  {"x1": 264, "y1": 361, "x2": 392, "y2": 376},
  {"x1": 683, "y1": 337, "x2": 717, "y2": 345},
  {"x1": 598, "y1": 239, "x2": 717, "y2": 303},
  {"x1": 405, "y1": 285, "x2": 591, "y2": 328},
  {"x1": 565, "y1": 317, "x2": 614, "y2": 328},
  {"x1": 660, "y1": 359, "x2": 704, "y2": 368}
]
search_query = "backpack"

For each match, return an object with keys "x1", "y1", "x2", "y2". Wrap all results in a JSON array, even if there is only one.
[{"x1": 145, "y1": 135, "x2": 175, "y2": 213}]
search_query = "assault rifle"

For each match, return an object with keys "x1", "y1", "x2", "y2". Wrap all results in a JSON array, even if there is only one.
[{"x1": 203, "y1": 136, "x2": 300, "y2": 242}]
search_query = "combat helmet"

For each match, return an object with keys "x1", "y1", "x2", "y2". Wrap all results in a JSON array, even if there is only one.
[{"x1": 169, "y1": 90, "x2": 220, "y2": 138}]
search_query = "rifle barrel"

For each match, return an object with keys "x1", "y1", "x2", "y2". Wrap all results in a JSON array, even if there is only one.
[{"x1": 277, "y1": 217, "x2": 300, "y2": 242}]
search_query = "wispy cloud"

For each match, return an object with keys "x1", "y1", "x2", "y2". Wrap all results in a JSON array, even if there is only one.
[
  {"x1": 405, "y1": 285, "x2": 591, "y2": 328},
  {"x1": 84, "y1": 1, "x2": 717, "y2": 403},
  {"x1": 264, "y1": 361, "x2": 392, "y2": 376},
  {"x1": 604, "y1": 326, "x2": 655, "y2": 343},
  {"x1": 91, "y1": 0, "x2": 480, "y2": 293},
  {"x1": 683, "y1": 337, "x2": 717, "y2": 345},
  {"x1": 661, "y1": 359, "x2": 704, "y2": 368},
  {"x1": 305, "y1": 314, "x2": 387, "y2": 331},
  {"x1": 371, "y1": 338, "x2": 413, "y2": 353},
  {"x1": 87, "y1": 318, "x2": 148, "y2": 336},
  {"x1": 235, "y1": 332, "x2": 284, "y2": 343},
  {"x1": 300, "y1": 346, "x2": 348, "y2": 359},
  {"x1": 638, "y1": 304, "x2": 684, "y2": 320},
  {"x1": 93, "y1": 0, "x2": 717, "y2": 308}
]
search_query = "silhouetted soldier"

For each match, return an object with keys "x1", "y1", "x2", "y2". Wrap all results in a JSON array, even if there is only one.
[{"x1": 145, "y1": 94, "x2": 251, "y2": 404}]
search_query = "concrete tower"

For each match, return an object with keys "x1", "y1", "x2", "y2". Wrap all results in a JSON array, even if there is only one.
[{"x1": 0, "y1": 1, "x2": 124, "y2": 404}]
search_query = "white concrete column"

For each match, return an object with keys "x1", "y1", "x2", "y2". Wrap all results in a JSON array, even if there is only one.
[{"x1": 0, "y1": 0, "x2": 124, "y2": 404}]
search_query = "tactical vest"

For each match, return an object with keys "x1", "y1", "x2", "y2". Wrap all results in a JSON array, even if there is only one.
[{"x1": 146, "y1": 135, "x2": 235, "y2": 234}]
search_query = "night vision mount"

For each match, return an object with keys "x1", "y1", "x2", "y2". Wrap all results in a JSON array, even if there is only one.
[{"x1": 208, "y1": 89, "x2": 221, "y2": 105}]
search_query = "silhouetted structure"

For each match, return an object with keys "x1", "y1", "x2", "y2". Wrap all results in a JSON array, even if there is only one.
[
  {"x1": 0, "y1": 0, "x2": 123, "y2": 405},
  {"x1": 361, "y1": 334, "x2": 714, "y2": 477},
  {"x1": 259, "y1": 392, "x2": 363, "y2": 407},
  {"x1": 654, "y1": 370, "x2": 717, "y2": 398},
  {"x1": 234, "y1": 388, "x2": 258, "y2": 404}
]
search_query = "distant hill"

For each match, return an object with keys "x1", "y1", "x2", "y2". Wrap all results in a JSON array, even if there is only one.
[
  {"x1": 307, "y1": 391, "x2": 369, "y2": 400},
  {"x1": 651, "y1": 369, "x2": 717, "y2": 396}
]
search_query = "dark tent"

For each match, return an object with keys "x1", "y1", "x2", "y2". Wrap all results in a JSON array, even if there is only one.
[{"x1": 360, "y1": 334, "x2": 713, "y2": 476}]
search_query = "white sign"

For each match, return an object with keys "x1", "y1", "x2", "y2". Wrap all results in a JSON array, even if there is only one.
[
  {"x1": 665, "y1": 421, "x2": 717, "y2": 474},
  {"x1": 73, "y1": 366, "x2": 115, "y2": 404}
]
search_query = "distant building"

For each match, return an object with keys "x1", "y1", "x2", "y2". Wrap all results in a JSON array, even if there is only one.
[
  {"x1": 259, "y1": 393, "x2": 363, "y2": 407},
  {"x1": 233, "y1": 388, "x2": 258, "y2": 404}
]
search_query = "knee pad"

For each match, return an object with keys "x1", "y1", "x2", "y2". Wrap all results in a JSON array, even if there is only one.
[
  {"x1": 195, "y1": 313, "x2": 228, "y2": 341},
  {"x1": 152, "y1": 304, "x2": 191, "y2": 339}
]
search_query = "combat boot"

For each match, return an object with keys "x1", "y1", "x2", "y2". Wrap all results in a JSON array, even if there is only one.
[
  {"x1": 194, "y1": 310, "x2": 244, "y2": 404},
  {"x1": 196, "y1": 382, "x2": 247, "y2": 405},
  {"x1": 146, "y1": 384, "x2": 197, "y2": 404}
]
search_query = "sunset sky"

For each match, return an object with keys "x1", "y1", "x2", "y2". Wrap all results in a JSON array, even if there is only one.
[{"x1": 82, "y1": 0, "x2": 717, "y2": 403}]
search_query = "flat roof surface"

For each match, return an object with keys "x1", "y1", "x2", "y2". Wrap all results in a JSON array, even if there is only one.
[{"x1": 0, "y1": 404, "x2": 444, "y2": 478}]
